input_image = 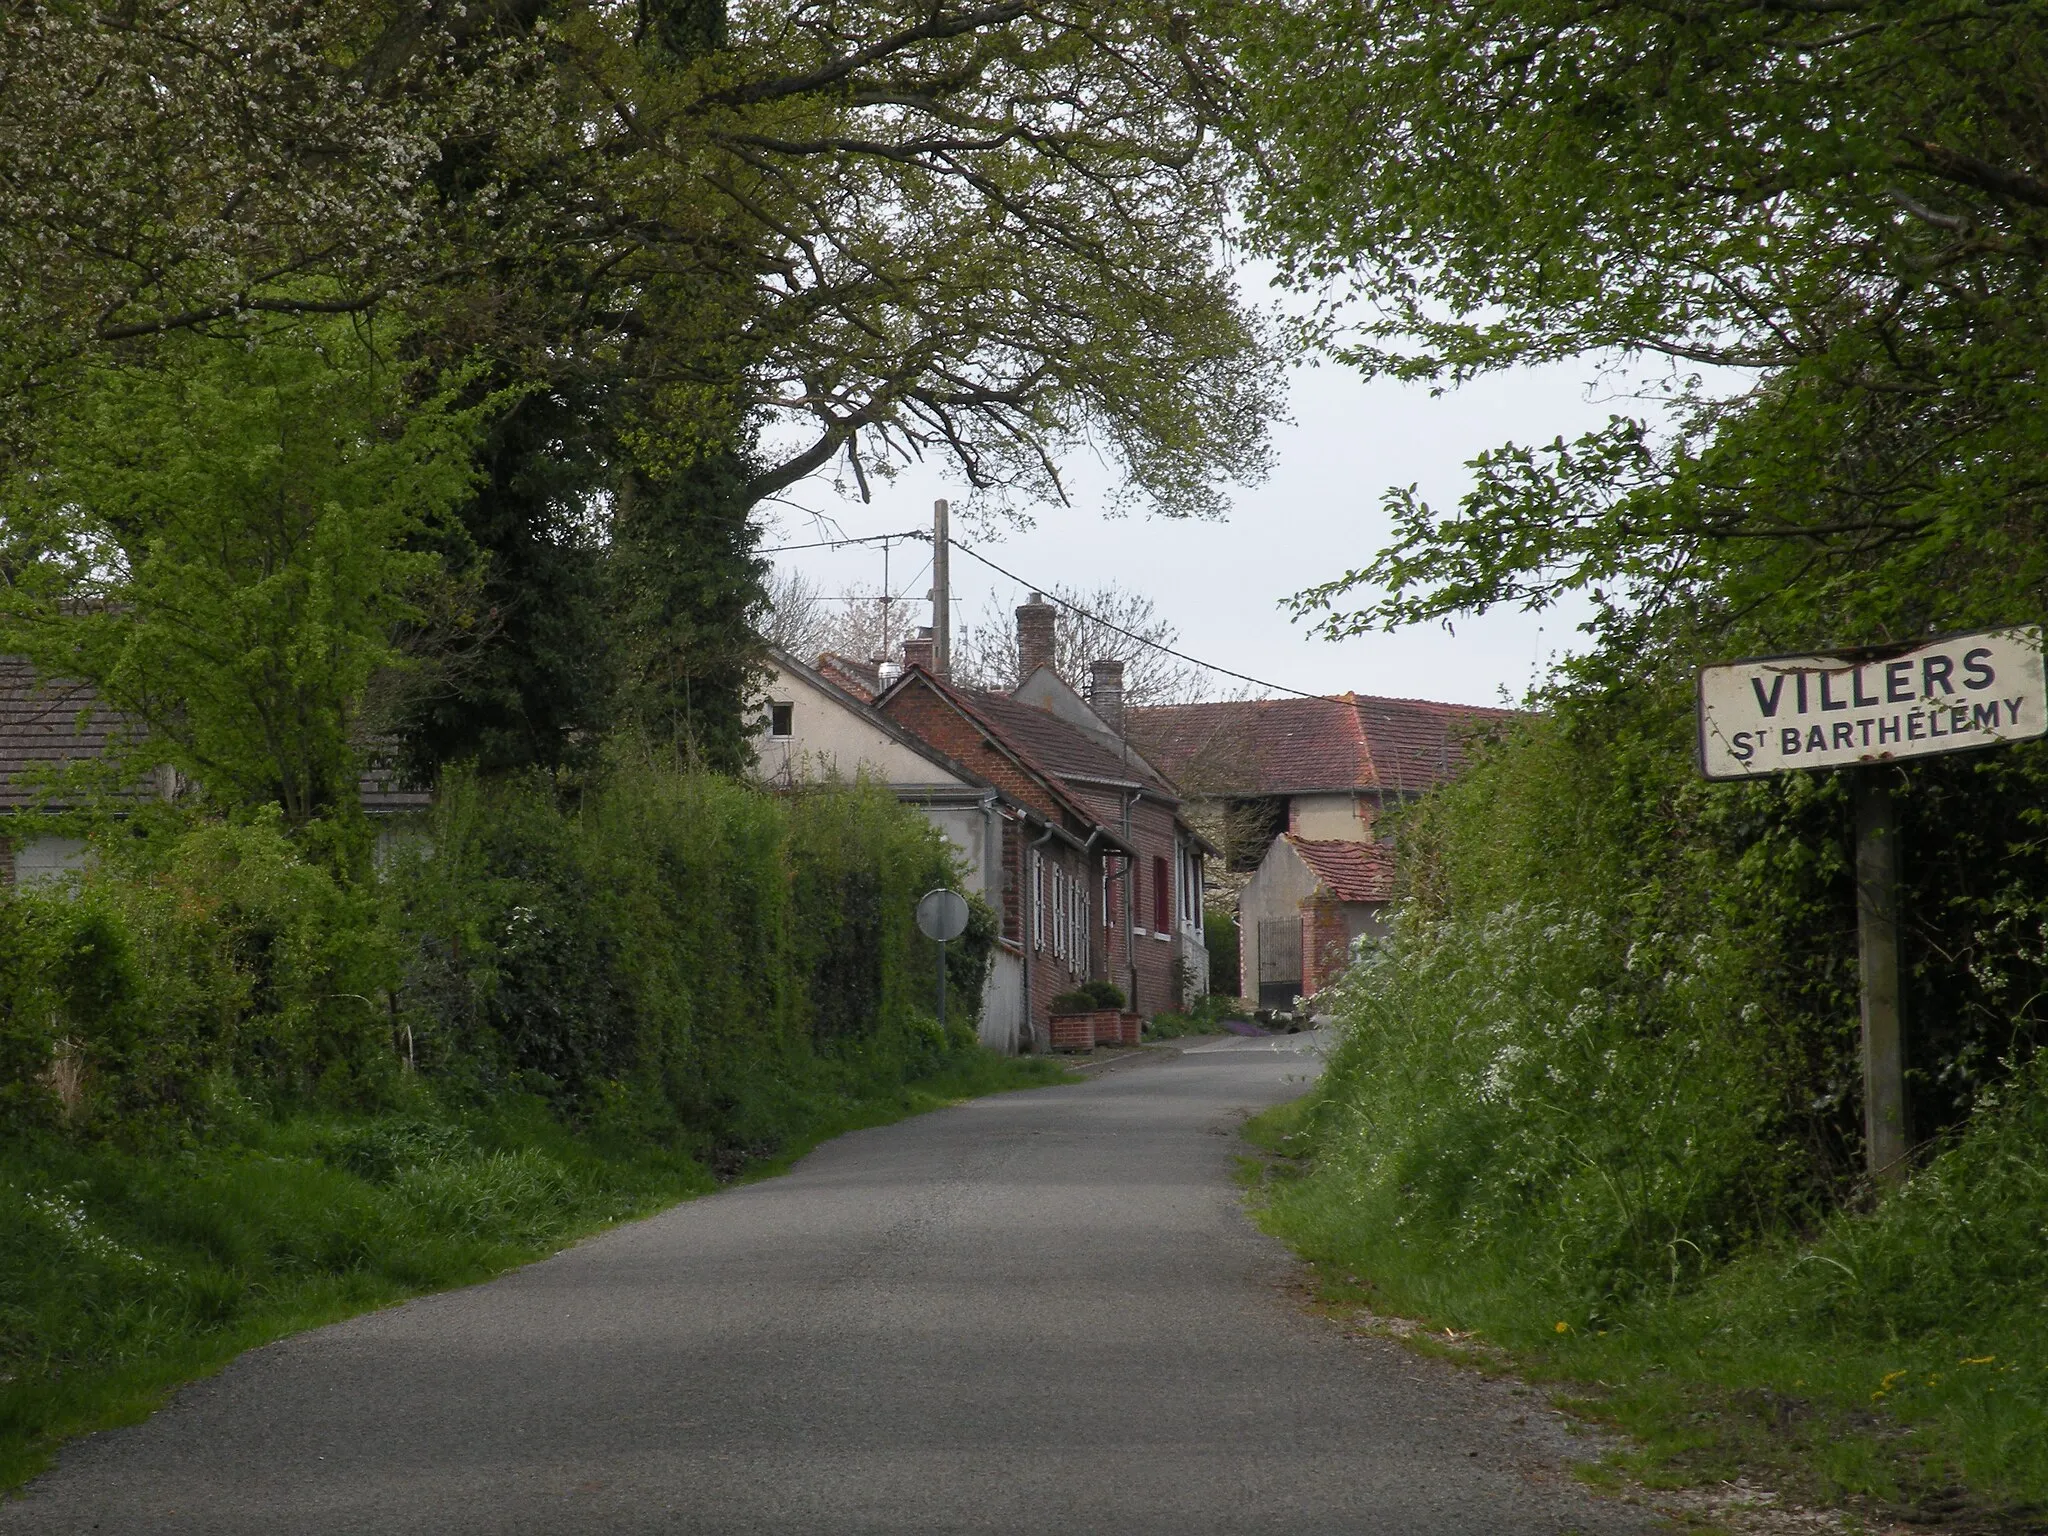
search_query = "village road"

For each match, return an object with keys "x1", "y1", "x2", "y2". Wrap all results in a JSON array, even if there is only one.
[{"x1": 1, "y1": 1035, "x2": 1660, "y2": 1535}]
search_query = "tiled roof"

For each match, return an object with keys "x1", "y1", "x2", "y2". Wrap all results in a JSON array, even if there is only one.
[
  {"x1": 1288, "y1": 835, "x2": 1396, "y2": 903},
  {"x1": 1129, "y1": 693, "x2": 1518, "y2": 796},
  {"x1": 815, "y1": 652, "x2": 882, "y2": 701},
  {"x1": 959, "y1": 688, "x2": 1175, "y2": 798},
  {"x1": 1, "y1": 656, "x2": 430, "y2": 814},
  {"x1": 0, "y1": 657, "x2": 148, "y2": 809}
]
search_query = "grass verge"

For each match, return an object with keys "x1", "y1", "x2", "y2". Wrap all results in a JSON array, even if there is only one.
[
  {"x1": 1239, "y1": 1097, "x2": 2048, "y2": 1533},
  {"x1": 0, "y1": 1048, "x2": 1070, "y2": 1491}
]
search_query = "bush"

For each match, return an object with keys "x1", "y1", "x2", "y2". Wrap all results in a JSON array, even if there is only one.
[
  {"x1": 1050, "y1": 980, "x2": 1124, "y2": 1013},
  {"x1": 1204, "y1": 903, "x2": 1239, "y2": 997}
]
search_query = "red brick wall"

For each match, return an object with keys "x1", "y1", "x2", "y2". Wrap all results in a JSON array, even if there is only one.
[
  {"x1": 1301, "y1": 894, "x2": 1351, "y2": 999},
  {"x1": 1018, "y1": 835, "x2": 1099, "y2": 1049}
]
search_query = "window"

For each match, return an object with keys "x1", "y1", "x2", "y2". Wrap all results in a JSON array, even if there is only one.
[
  {"x1": 1052, "y1": 867, "x2": 1066, "y2": 959},
  {"x1": 1032, "y1": 853, "x2": 1045, "y2": 950},
  {"x1": 769, "y1": 701, "x2": 794, "y2": 738},
  {"x1": 1076, "y1": 889, "x2": 1090, "y2": 975},
  {"x1": 1152, "y1": 855, "x2": 1170, "y2": 933}
]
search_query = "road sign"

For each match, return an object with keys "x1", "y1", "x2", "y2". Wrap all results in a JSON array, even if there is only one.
[
  {"x1": 1698, "y1": 626, "x2": 2046, "y2": 780},
  {"x1": 916, "y1": 888, "x2": 971, "y2": 1035},
  {"x1": 1696, "y1": 623, "x2": 2047, "y2": 1190},
  {"x1": 915, "y1": 888, "x2": 970, "y2": 943}
]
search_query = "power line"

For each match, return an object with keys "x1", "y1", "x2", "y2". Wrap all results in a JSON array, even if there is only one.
[
  {"x1": 761, "y1": 524, "x2": 1330, "y2": 701},
  {"x1": 756, "y1": 530, "x2": 923, "y2": 556},
  {"x1": 944, "y1": 539, "x2": 1325, "y2": 702}
]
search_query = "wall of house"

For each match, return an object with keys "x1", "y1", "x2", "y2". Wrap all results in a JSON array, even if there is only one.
[
  {"x1": 10, "y1": 835, "x2": 88, "y2": 891},
  {"x1": 982, "y1": 948, "x2": 1025, "y2": 1054},
  {"x1": 1123, "y1": 796, "x2": 1184, "y2": 1016},
  {"x1": 914, "y1": 800, "x2": 999, "y2": 906},
  {"x1": 754, "y1": 664, "x2": 1004, "y2": 907},
  {"x1": 754, "y1": 663, "x2": 970, "y2": 790},
  {"x1": 1289, "y1": 792, "x2": 1372, "y2": 841},
  {"x1": 1237, "y1": 838, "x2": 1320, "y2": 1009},
  {"x1": 1300, "y1": 897, "x2": 1390, "y2": 1005},
  {"x1": 1017, "y1": 833, "x2": 1100, "y2": 1051}
]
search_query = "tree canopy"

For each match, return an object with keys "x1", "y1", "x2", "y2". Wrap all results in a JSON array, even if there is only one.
[
  {"x1": 1, "y1": 0, "x2": 1282, "y2": 806},
  {"x1": 1227, "y1": 0, "x2": 2048, "y2": 652}
]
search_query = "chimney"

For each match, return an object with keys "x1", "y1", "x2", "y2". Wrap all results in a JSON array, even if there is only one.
[
  {"x1": 1087, "y1": 658, "x2": 1126, "y2": 735},
  {"x1": 1015, "y1": 593, "x2": 1056, "y2": 686},
  {"x1": 902, "y1": 626, "x2": 936, "y2": 675}
]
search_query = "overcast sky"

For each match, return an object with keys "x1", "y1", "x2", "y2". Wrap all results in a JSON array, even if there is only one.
[{"x1": 763, "y1": 341, "x2": 1653, "y2": 709}]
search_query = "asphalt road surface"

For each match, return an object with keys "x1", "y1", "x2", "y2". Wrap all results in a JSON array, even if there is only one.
[{"x1": 2, "y1": 1035, "x2": 1660, "y2": 1535}]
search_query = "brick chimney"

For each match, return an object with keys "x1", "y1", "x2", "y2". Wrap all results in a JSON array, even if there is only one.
[
  {"x1": 1015, "y1": 593, "x2": 1056, "y2": 685},
  {"x1": 902, "y1": 626, "x2": 936, "y2": 675},
  {"x1": 1087, "y1": 658, "x2": 1126, "y2": 735}
]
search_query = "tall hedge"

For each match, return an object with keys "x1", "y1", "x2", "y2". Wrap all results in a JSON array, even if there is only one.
[{"x1": 0, "y1": 763, "x2": 984, "y2": 1158}]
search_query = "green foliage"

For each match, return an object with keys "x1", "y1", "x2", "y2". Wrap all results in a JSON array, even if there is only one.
[
  {"x1": 1050, "y1": 981, "x2": 1125, "y2": 1013},
  {"x1": 395, "y1": 386, "x2": 618, "y2": 779},
  {"x1": 0, "y1": 765, "x2": 1057, "y2": 1485},
  {"x1": 1262, "y1": 696, "x2": 2048, "y2": 1509},
  {"x1": 1234, "y1": 0, "x2": 2048, "y2": 687},
  {"x1": 0, "y1": 325, "x2": 487, "y2": 828},
  {"x1": 1204, "y1": 902, "x2": 1240, "y2": 996},
  {"x1": 0, "y1": 817, "x2": 398, "y2": 1132},
  {"x1": 1147, "y1": 993, "x2": 1249, "y2": 1040},
  {"x1": 609, "y1": 456, "x2": 770, "y2": 775}
]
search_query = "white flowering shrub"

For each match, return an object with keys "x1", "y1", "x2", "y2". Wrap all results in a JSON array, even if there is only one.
[{"x1": 1307, "y1": 894, "x2": 1789, "y2": 1313}]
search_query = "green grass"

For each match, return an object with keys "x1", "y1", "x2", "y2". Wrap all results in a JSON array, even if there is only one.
[
  {"x1": 0, "y1": 1047, "x2": 1070, "y2": 1491},
  {"x1": 1239, "y1": 1097, "x2": 2048, "y2": 1529}
]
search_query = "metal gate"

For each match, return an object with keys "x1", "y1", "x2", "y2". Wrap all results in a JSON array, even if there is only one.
[{"x1": 1257, "y1": 918, "x2": 1301, "y2": 1011}]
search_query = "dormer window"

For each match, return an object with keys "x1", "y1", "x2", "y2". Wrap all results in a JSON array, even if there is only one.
[{"x1": 769, "y1": 701, "x2": 794, "y2": 738}]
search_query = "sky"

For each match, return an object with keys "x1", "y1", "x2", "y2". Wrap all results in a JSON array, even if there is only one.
[{"x1": 761, "y1": 344, "x2": 1657, "y2": 709}]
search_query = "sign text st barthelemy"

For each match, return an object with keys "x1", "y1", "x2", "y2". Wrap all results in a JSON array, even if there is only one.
[{"x1": 1697, "y1": 626, "x2": 2047, "y2": 781}]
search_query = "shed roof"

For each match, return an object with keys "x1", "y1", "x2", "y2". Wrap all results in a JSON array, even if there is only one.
[
  {"x1": 1129, "y1": 693, "x2": 1518, "y2": 797},
  {"x1": 1287, "y1": 835, "x2": 1397, "y2": 904},
  {"x1": 0, "y1": 657, "x2": 150, "y2": 809},
  {"x1": 0, "y1": 656, "x2": 429, "y2": 814}
]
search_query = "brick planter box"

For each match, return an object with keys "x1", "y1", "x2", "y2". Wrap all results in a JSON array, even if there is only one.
[
  {"x1": 1049, "y1": 1009, "x2": 1143, "y2": 1050},
  {"x1": 1050, "y1": 1009, "x2": 1114, "y2": 1051}
]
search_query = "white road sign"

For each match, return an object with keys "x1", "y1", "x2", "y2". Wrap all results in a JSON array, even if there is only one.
[{"x1": 1698, "y1": 626, "x2": 2047, "y2": 780}]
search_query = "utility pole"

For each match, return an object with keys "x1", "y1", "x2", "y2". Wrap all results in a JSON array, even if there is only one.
[
  {"x1": 1856, "y1": 769, "x2": 1908, "y2": 1188},
  {"x1": 931, "y1": 499, "x2": 951, "y2": 676}
]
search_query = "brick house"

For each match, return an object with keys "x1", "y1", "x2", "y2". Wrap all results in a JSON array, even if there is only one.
[
  {"x1": 750, "y1": 643, "x2": 1112, "y2": 1053},
  {"x1": 1237, "y1": 834, "x2": 1396, "y2": 1010},
  {"x1": 772, "y1": 595, "x2": 1204, "y2": 1046},
  {"x1": 1129, "y1": 691, "x2": 1516, "y2": 1006}
]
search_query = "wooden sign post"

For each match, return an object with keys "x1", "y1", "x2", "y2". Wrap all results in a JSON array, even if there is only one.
[{"x1": 1698, "y1": 626, "x2": 2047, "y2": 1188}]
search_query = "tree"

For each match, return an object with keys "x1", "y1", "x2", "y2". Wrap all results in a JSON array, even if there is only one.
[
  {"x1": 0, "y1": 324, "x2": 485, "y2": 828},
  {"x1": 5, "y1": 0, "x2": 1280, "y2": 521},
  {"x1": 5, "y1": 0, "x2": 1283, "y2": 782},
  {"x1": 1226, "y1": 0, "x2": 2048, "y2": 654}
]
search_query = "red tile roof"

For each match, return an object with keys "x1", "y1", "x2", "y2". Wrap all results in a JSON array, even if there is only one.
[
  {"x1": 815, "y1": 652, "x2": 882, "y2": 701},
  {"x1": 958, "y1": 688, "x2": 1174, "y2": 796},
  {"x1": 1287, "y1": 835, "x2": 1396, "y2": 903},
  {"x1": 1129, "y1": 693, "x2": 1518, "y2": 796}
]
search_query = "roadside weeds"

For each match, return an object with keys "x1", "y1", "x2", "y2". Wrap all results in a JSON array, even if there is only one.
[{"x1": 1235, "y1": 1101, "x2": 2042, "y2": 1536}]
